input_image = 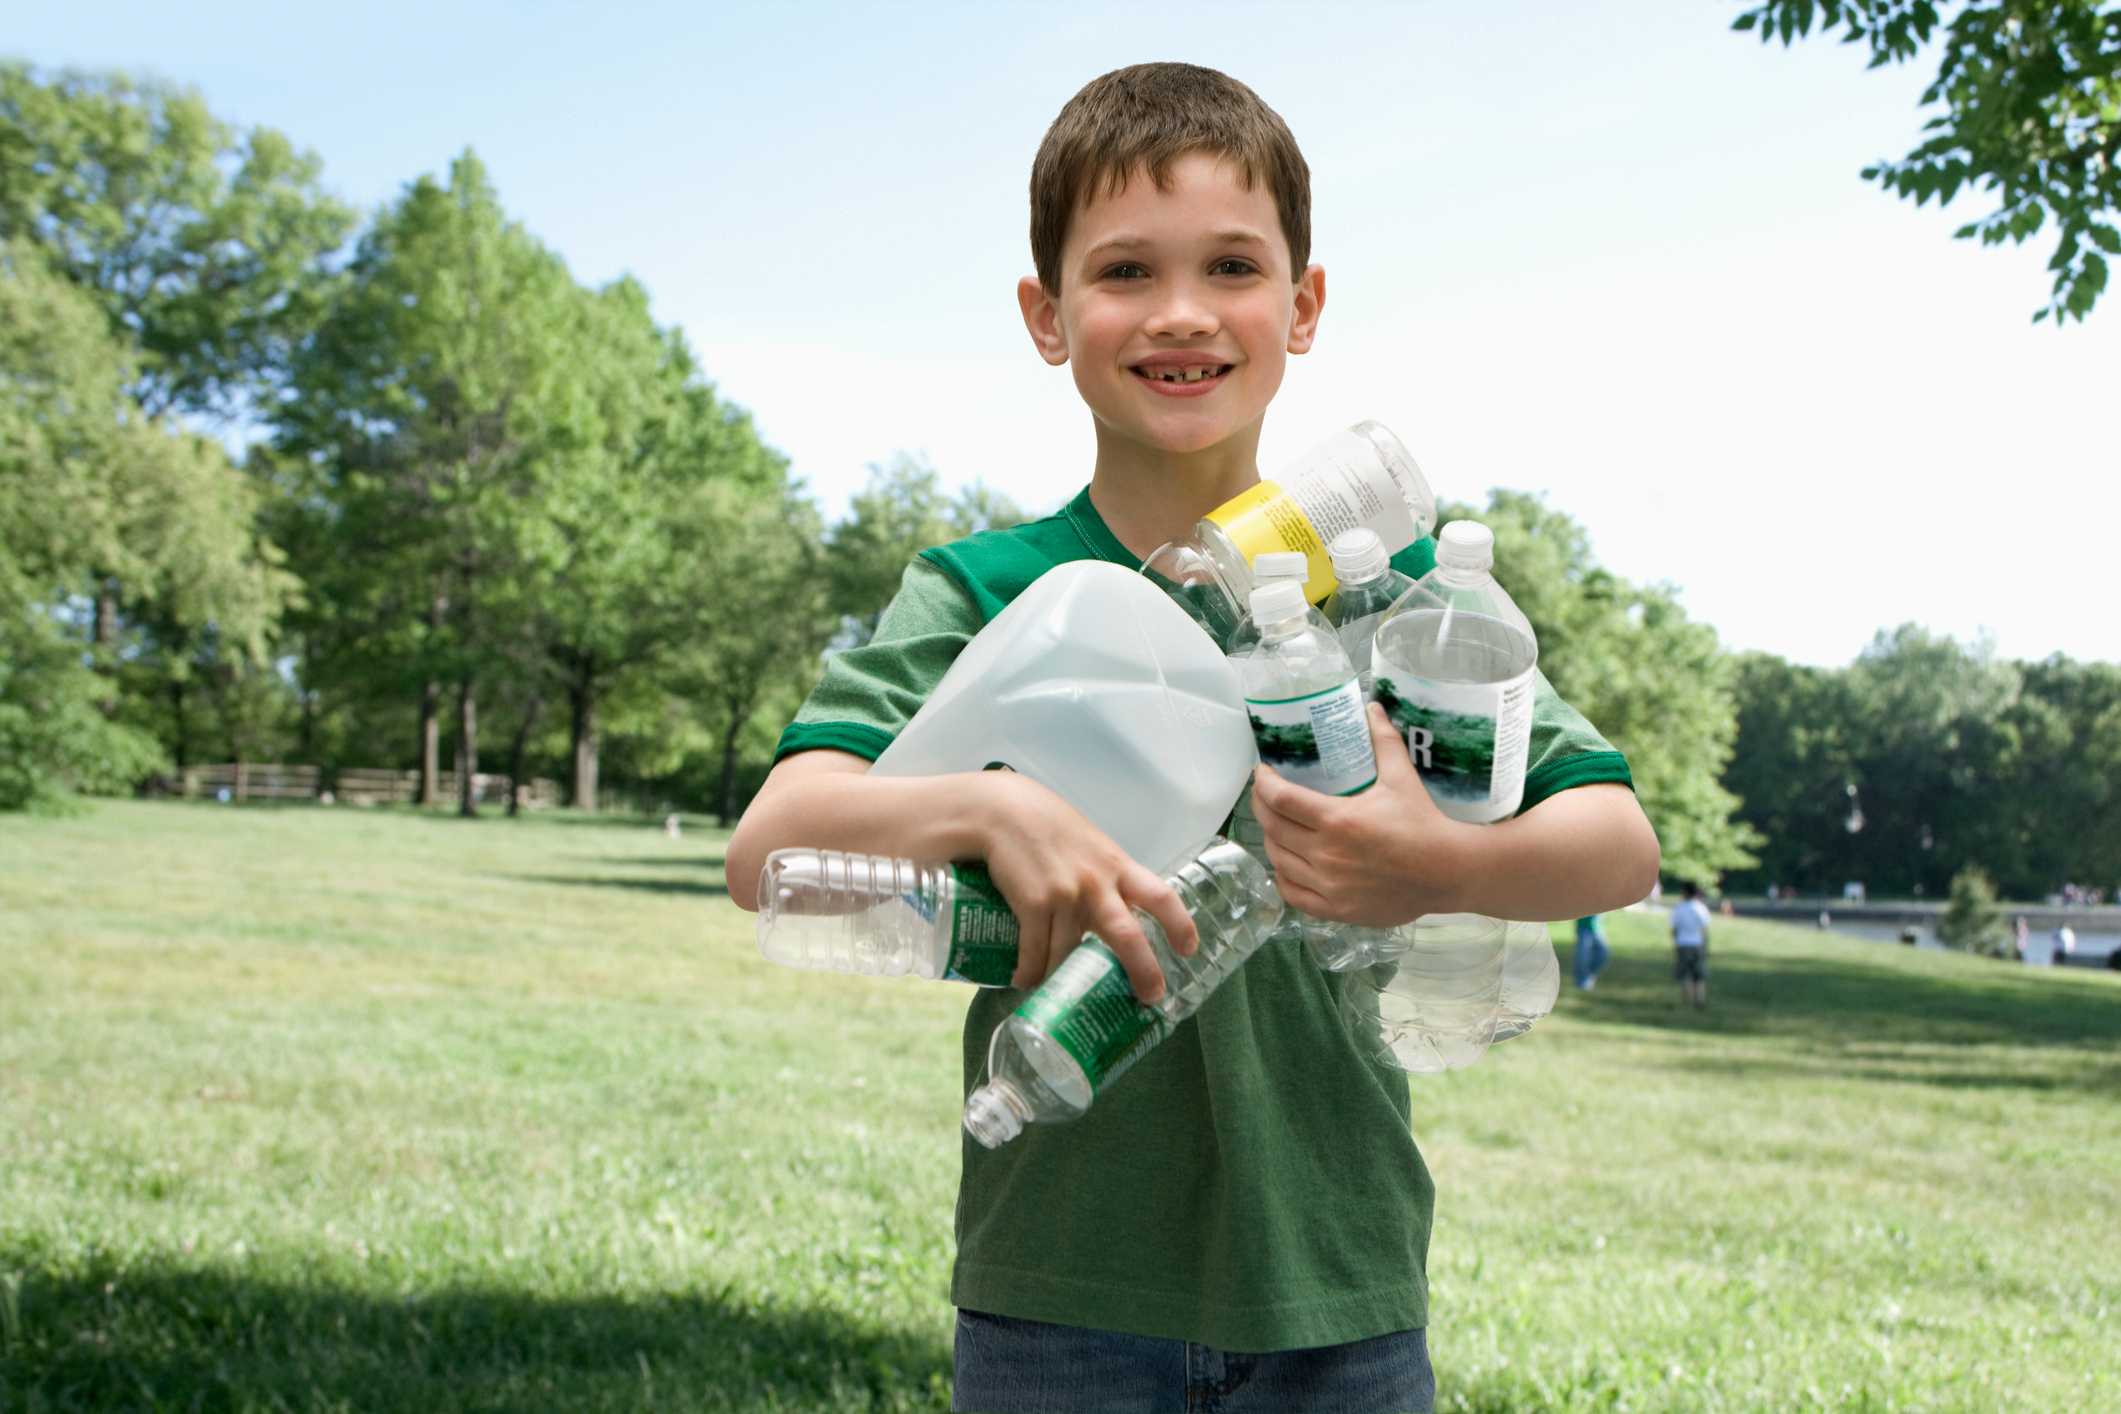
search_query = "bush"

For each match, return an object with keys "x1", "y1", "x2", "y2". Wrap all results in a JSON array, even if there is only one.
[{"x1": 1938, "y1": 866, "x2": 2009, "y2": 957}]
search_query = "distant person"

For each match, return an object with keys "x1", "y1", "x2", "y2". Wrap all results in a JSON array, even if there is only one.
[
  {"x1": 2055, "y1": 924, "x2": 2077, "y2": 966},
  {"x1": 1573, "y1": 914, "x2": 1609, "y2": 990},
  {"x1": 1671, "y1": 882, "x2": 1712, "y2": 1008},
  {"x1": 2014, "y1": 915, "x2": 2030, "y2": 962}
]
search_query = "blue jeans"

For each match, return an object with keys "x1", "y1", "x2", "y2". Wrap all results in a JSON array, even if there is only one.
[
  {"x1": 1573, "y1": 930, "x2": 1608, "y2": 989},
  {"x1": 951, "y1": 1308, "x2": 1435, "y2": 1413}
]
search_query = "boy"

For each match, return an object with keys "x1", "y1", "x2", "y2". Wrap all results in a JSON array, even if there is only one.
[
  {"x1": 1671, "y1": 882, "x2": 1711, "y2": 1007},
  {"x1": 728, "y1": 62, "x2": 1660, "y2": 1414}
]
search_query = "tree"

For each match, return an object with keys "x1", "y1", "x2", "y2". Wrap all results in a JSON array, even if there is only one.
[
  {"x1": 1938, "y1": 864, "x2": 2009, "y2": 953},
  {"x1": 2, "y1": 240, "x2": 289, "y2": 808},
  {"x1": 825, "y1": 454, "x2": 1028, "y2": 648},
  {"x1": 1734, "y1": 1, "x2": 2121, "y2": 322},
  {"x1": 1444, "y1": 492, "x2": 1760, "y2": 887}
]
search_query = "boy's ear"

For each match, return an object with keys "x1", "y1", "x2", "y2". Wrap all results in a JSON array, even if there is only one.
[
  {"x1": 1018, "y1": 275, "x2": 1070, "y2": 366},
  {"x1": 1286, "y1": 264, "x2": 1326, "y2": 356}
]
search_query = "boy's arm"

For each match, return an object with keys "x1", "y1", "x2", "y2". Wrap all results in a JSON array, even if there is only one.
[
  {"x1": 1251, "y1": 703, "x2": 1660, "y2": 925},
  {"x1": 726, "y1": 749, "x2": 1199, "y2": 1004}
]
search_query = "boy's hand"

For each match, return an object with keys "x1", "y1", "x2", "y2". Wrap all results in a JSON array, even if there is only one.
[
  {"x1": 976, "y1": 771, "x2": 1197, "y2": 1005},
  {"x1": 1251, "y1": 702, "x2": 1478, "y2": 927}
]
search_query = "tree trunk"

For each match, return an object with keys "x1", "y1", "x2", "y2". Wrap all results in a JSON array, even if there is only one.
[
  {"x1": 417, "y1": 680, "x2": 441, "y2": 805},
  {"x1": 168, "y1": 677, "x2": 191, "y2": 775},
  {"x1": 457, "y1": 679, "x2": 478, "y2": 817},
  {"x1": 570, "y1": 683, "x2": 599, "y2": 812},
  {"x1": 507, "y1": 693, "x2": 544, "y2": 818},
  {"x1": 417, "y1": 592, "x2": 447, "y2": 805},
  {"x1": 718, "y1": 702, "x2": 746, "y2": 828},
  {"x1": 93, "y1": 577, "x2": 119, "y2": 648}
]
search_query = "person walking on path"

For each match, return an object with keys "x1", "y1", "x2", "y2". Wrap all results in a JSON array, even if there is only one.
[
  {"x1": 1671, "y1": 882, "x2": 1712, "y2": 1008},
  {"x1": 1573, "y1": 914, "x2": 1609, "y2": 990}
]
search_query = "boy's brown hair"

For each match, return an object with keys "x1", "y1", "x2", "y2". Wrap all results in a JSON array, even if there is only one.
[{"x1": 1029, "y1": 62, "x2": 1311, "y2": 293}]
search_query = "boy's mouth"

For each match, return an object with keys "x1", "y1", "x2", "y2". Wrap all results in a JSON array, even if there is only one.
[{"x1": 1130, "y1": 362, "x2": 1234, "y2": 394}]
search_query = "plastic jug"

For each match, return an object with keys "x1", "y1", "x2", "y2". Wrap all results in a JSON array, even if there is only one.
[{"x1": 870, "y1": 561, "x2": 1256, "y2": 873}]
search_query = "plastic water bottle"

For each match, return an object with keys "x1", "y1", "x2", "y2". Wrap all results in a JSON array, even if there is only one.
[
  {"x1": 754, "y1": 851, "x2": 1019, "y2": 985},
  {"x1": 1321, "y1": 528, "x2": 1418, "y2": 695},
  {"x1": 963, "y1": 838, "x2": 1283, "y2": 1148},
  {"x1": 1224, "y1": 551, "x2": 1311, "y2": 657},
  {"x1": 1231, "y1": 578, "x2": 1395, "y2": 973},
  {"x1": 1142, "y1": 421, "x2": 1436, "y2": 643},
  {"x1": 1341, "y1": 914, "x2": 1508, "y2": 1072},
  {"x1": 870, "y1": 561, "x2": 1254, "y2": 873},
  {"x1": 1370, "y1": 520, "x2": 1538, "y2": 824},
  {"x1": 1491, "y1": 920, "x2": 1561, "y2": 1042},
  {"x1": 754, "y1": 837, "x2": 1270, "y2": 991}
]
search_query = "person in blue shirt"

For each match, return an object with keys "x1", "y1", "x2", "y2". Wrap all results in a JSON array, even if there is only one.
[
  {"x1": 1573, "y1": 914, "x2": 1609, "y2": 990},
  {"x1": 1670, "y1": 882, "x2": 1712, "y2": 1008}
]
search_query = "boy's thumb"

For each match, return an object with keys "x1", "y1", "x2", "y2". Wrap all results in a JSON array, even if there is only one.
[{"x1": 1367, "y1": 701, "x2": 1414, "y2": 778}]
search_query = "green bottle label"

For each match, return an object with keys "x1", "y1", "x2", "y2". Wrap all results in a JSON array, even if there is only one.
[
  {"x1": 1012, "y1": 938, "x2": 1168, "y2": 1095},
  {"x1": 943, "y1": 862, "x2": 1019, "y2": 986}
]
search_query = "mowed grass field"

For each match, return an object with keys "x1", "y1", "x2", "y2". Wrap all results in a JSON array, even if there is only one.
[{"x1": 2, "y1": 801, "x2": 2117, "y2": 1413}]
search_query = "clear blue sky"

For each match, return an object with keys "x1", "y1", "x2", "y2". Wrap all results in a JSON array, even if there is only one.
[{"x1": 15, "y1": 1, "x2": 2119, "y2": 667}]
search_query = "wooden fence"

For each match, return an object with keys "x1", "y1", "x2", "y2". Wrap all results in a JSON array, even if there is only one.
[{"x1": 179, "y1": 764, "x2": 562, "y2": 810}]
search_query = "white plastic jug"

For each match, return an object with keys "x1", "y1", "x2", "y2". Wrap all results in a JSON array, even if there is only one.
[{"x1": 870, "y1": 561, "x2": 1256, "y2": 872}]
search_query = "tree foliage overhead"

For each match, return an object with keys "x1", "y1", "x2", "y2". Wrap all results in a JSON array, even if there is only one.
[{"x1": 1733, "y1": 1, "x2": 2121, "y2": 322}]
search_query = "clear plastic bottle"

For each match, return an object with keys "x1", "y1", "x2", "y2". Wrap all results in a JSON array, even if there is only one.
[
  {"x1": 1341, "y1": 913, "x2": 1509, "y2": 1073},
  {"x1": 1321, "y1": 528, "x2": 1419, "y2": 696},
  {"x1": 1370, "y1": 520, "x2": 1538, "y2": 825},
  {"x1": 1142, "y1": 421, "x2": 1436, "y2": 643},
  {"x1": 1231, "y1": 578, "x2": 1394, "y2": 973},
  {"x1": 754, "y1": 850, "x2": 1020, "y2": 985},
  {"x1": 1491, "y1": 919, "x2": 1561, "y2": 1042},
  {"x1": 963, "y1": 838, "x2": 1283, "y2": 1148},
  {"x1": 1223, "y1": 551, "x2": 1311, "y2": 657}
]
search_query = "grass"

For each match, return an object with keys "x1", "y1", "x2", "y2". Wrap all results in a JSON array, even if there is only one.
[{"x1": 1, "y1": 800, "x2": 2117, "y2": 1412}]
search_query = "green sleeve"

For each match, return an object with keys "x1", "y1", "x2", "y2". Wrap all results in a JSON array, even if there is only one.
[
  {"x1": 1520, "y1": 670, "x2": 1633, "y2": 813},
  {"x1": 773, "y1": 558, "x2": 983, "y2": 764}
]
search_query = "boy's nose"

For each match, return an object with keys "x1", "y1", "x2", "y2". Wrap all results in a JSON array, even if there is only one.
[{"x1": 1141, "y1": 281, "x2": 1219, "y2": 339}]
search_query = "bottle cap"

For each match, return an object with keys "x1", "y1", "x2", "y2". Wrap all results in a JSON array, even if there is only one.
[
  {"x1": 1251, "y1": 551, "x2": 1308, "y2": 581},
  {"x1": 1248, "y1": 579, "x2": 1307, "y2": 624},
  {"x1": 1328, "y1": 528, "x2": 1388, "y2": 583},
  {"x1": 1436, "y1": 520, "x2": 1494, "y2": 572}
]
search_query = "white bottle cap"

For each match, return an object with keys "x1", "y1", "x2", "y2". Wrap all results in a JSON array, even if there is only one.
[
  {"x1": 1252, "y1": 551, "x2": 1308, "y2": 581},
  {"x1": 1436, "y1": 520, "x2": 1494, "y2": 572},
  {"x1": 1328, "y1": 528, "x2": 1388, "y2": 583},
  {"x1": 1247, "y1": 578, "x2": 1307, "y2": 624}
]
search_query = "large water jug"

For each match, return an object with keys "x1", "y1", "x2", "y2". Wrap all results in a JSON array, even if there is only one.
[{"x1": 870, "y1": 561, "x2": 1256, "y2": 873}]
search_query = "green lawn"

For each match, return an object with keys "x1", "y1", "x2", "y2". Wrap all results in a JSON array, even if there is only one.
[{"x1": 2, "y1": 801, "x2": 2116, "y2": 1412}]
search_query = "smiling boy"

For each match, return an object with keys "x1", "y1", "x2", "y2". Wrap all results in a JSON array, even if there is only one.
[{"x1": 728, "y1": 62, "x2": 1658, "y2": 1413}]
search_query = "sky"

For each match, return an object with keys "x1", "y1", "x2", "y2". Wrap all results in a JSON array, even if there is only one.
[{"x1": 15, "y1": 1, "x2": 2119, "y2": 668}]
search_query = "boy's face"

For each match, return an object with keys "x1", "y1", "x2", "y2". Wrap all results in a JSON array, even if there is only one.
[{"x1": 1019, "y1": 152, "x2": 1323, "y2": 460}]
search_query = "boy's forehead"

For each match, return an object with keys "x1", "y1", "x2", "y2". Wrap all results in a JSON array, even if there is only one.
[{"x1": 1065, "y1": 153, "x2": 1279, "y2": 250}]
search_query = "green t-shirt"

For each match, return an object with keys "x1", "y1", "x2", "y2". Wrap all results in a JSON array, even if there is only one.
[{"x1": 774, "y1": 486, "x2": 1632, "y2": 1352}]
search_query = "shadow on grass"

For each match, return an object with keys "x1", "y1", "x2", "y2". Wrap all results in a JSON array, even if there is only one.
[
  {"x1": 0, "y1": 1257, "x2": 950, "y2": 1413},
  {"x1": 497, "y1": 873, "x2": 729, "y2": 898},
  {"x1": 1563, "y1": 940, "x2": 2121, "y2": 1094}
]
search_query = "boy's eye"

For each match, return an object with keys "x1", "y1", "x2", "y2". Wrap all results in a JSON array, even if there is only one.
[
  {"x1": 1211, "y1": 258, "x2": 1259, "y2": 277},
  {"x1": 1103, "y1": 262, "x2": 1149, "y2": 280}
]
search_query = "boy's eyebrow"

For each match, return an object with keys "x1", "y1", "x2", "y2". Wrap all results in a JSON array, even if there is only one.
[{"x1": 1081, "y1": 228, "x2": 1271, "y2": 261}]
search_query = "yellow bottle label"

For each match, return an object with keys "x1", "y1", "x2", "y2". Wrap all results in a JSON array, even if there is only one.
[{"x1": 1204, "y1": 480, "x2": 1335, "y2": 602}]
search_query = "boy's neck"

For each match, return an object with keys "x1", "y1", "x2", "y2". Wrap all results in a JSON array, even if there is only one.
[{"x1": 1085, "y1": 423, "x2": 1266, "y2": 562}]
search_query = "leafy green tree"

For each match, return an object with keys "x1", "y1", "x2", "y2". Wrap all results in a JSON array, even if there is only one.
[
  {"x1": 1444, "y1": 492, "x2": 1759, "y2": 887},
  {"x1": 1724, "y1": 652, "x2": 1865, "y2": 892},
  {"x1": 826, "y1": 454, "x2": 1028, "y2": 647},
  {"x1": 2, "y1": 239, "x2": 289, "y2": 808},
  {"x1": 1938, "y1": 864, "x2": 2009, "y2": 954},
  {"x1": 0, "y1": 63, "x2": 355, "y2": 417},
  {"x1": 1733, "y1": 1, "x2": 2121, "y2": 322}
]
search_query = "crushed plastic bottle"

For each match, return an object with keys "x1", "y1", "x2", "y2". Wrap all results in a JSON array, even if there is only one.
[
  {"x1": 1142, "y1": 421, "x2": 1435, "y2": 644},
  {"x1": 754, "y1": 851, "x2": 1019, "y2": 985},
  {"x1": 962, "y1": 838, "x2": 1283, "y2": 1148}
]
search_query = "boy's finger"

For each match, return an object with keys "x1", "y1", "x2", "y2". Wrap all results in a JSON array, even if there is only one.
[
  {"x1": 1042, "y1": 905, "x2": 1083, "y2": 985},
  {"x1": 1126, "y1": 869, "x2": 1196, "y2": 957},
  {"x1": 1094, "y1": 905, "x2": 1168, "y2": 1006},
  {"x1": 1252, "y1": 763, "x2": 1329, "y2": 831},
  {"x1": 1010, "y1": 911, "x2": 1051, "y2": 991}
]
